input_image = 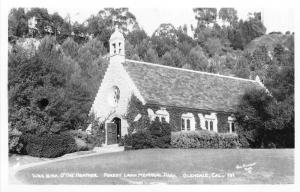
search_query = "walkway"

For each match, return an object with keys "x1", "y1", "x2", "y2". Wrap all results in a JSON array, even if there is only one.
[{"x1": 9, "y1": 144, "x2": 124, "y2": 184}]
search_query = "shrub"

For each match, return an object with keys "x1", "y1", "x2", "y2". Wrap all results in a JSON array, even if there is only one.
[
  {"x1": 9, "y1": 125, "x2": 23, "y2": 153},
  {"x1": 171, "y1": 130, "x2": 241, "y2": 149},
  {"x1": 131, "y1": 130, "x2": 154, "y2": 149},
  {"x1": 90, "y1": 116, "x2": 106, "y2": 147},
  {"x1": 126, "y1": 118, "x2": 173, "y2": 150},
  {"x1": 74, "y1": 137, "x2": 88, "y2": 151},
  {"x1": 20, "y1": 133, "x2": 77, "y2": 158},
  {"x1": 68, "y1": 129, "x2": 96, "y2": 150}
]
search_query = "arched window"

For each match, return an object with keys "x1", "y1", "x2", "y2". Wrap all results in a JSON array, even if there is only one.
[
  {"x1": 181, "y1": 113, "x2": 195, "y2": 131},
  {"x1": 155, "y1": 108, "x2": 169, "y2": 123},
  {"x1": 204, "y1": 113, "x2": 218, "y2": 132},
  {"x1": 108, "y1": 86, "x2": 120, "y2": 106}
]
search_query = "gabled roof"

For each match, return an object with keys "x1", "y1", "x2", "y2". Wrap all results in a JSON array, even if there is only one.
[{"x1": 123, "y1": 59, "x2": 264, "y2": 112}]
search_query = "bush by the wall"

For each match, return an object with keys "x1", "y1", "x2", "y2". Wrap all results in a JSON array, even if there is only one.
[
  {"x1": 20, "y1": 133, "x2": 77, "y2": 158},
  {"x1": 131, "y1": 130, "x2": 154, "y2": 149},
  {"x1": 171, "y1": 130, "x2": 241, "y2": 149},
  {"x1": 125, "y1": 118, "x2": 173, "y2": 150}
]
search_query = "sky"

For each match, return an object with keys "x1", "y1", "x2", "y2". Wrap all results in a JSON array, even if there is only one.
[
  {"x1": 44, "y1": 7, "x2": 294, "y2": 36},
  {"x1": 4, "y1": 0, "x2": 295, "y2": 36}
]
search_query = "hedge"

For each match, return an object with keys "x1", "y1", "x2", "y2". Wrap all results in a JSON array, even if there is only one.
[
  {"x1": 20, "y1": 133, "x2": 77, "y2": 158},
  {"x1": 124, "y1": 118, "x2": 172, "y2": 150},
  {"x1": 171, "y1": 130, "x2": 241, "y2": 149}
]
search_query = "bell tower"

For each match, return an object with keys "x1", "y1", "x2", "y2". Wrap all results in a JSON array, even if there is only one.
[{"x1": 109, "y1": 26, "x2": 125, "y2": 64}]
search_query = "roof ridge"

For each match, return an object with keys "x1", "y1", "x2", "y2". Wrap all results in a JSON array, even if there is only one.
[{"x1": 125, "y1": 59, "x2": 258, "y2": 83}]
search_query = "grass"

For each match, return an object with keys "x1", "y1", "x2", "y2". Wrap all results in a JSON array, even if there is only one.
[{"x1": 15, "y1": 148, "x2": 294, "y2": 184}]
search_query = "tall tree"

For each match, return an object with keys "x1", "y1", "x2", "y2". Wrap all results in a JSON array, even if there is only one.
[
  {"x1": 86, "y1": 8, "x2": 139, "y2": 50},
  {"x1": 8, "y1": 8, "x2": 28, "y2": 37},
  {"x1": 218, "y1": 8, "x2": 238, "y2": 26},
  {"x1": 193, "y1": 8, "x2": 217, "y2": 28}
]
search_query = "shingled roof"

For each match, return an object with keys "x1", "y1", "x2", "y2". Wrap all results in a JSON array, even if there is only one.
[{"x1": 123, "y1": 59, "x2": 264, "y2": 112}]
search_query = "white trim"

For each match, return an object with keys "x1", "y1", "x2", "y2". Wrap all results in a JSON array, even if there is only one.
[
  {"x1": 125, "y1": 59, "x2": 258, "y2": 83},
  {"x1": 155, "y1": 108, "x2": 170, "y2": 123},
  {"x1": 181, "y1": 113, "x2": 195, "y2": 131},
  {"x1": 204, "y1": 113, "x2": 218, "y2": 132},
  {"x1": 228, "y1": 115, "x2": 236, "y2": 133}
]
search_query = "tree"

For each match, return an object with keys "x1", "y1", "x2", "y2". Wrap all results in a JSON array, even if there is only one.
[
  {"x1": 61, "y1": 37, "x2": 79, "y2": 58},
  {"x1": 232, "y1": 55, "x2": 251, "y2": 78},
  {"x1": 144, "y1": 48, "x2": 159, "y2": 63},
  {"x1": 161, "y1": 48, "x2": 185, "y2": 68},
  {"x1": 126, "y1": 29, "x2": 148, "y2": 47},
  {"x1": 151, "y1": 23, "x2": 178, "y2": 57},
  {"x1": 193, "y1": 8, "x2": 217, "y2": 28},
  {"x1": 8, "y1": 8, "x2": 28, "y2": 37},
  {"x1": 249, "y1": 45, "x2": 271, "y2": 79},
  {"x1": 239, "y1": 13, "x2": 266, "y2": 47},
  {"x1": 236, "y1": 88, "x2": 294, "y2": 148},
  {"x1": 26, "y1": 8, "x2": 52, "y2": 36},
  {"x1": 187, "y1": 46, "x2": 209, "y2": 71},
  {"x1": 205, "y1": 37, "x2": 223, "y2": 56},
  {"x1": 86, "y1": 8, "x2": 139, "y2": 50},
  {"x1": 218, "y1": 8, "x2": 238, "y2": 26}
]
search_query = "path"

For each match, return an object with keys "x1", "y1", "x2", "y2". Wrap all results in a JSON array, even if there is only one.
[{"x1": 9, "y1": 144, "x2": 124, "y2": 184}]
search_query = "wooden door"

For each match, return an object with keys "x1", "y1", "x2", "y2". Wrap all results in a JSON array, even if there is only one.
[{"x1": 106, "y1": 123, "x2": 117, "y2": 145}]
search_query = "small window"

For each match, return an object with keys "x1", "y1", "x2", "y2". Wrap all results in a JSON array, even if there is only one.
[
  {"x1": 112, "y1": 43, "x2": 116, "y2": 54},
  {"x1": 181, "y1": 119, "x2": 185, "y2": 131},
  {"x1": 205, "y1": 120, "x2": 208, "y2": 129},
  {"x1": 161, "y1": 117, "x2": 166, "y2": 122},
  {"x1": 187, "y1": 119, "x2": 190, "y2": 131},
  {"x1": 210, "y1": 121, "x2": 213, "y2": 131},
  {"x1": 229, "y1": 122, "x2": 235, "y2": 133}
]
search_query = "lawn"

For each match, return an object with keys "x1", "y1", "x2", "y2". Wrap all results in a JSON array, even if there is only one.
[{"x1": 15, "y1": 148, "x2": 294, "y2": 184}]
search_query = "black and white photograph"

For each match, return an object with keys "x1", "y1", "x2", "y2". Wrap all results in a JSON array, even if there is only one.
[{"x1": 0, "y1": 0, "x2": 298, "y2": 191}]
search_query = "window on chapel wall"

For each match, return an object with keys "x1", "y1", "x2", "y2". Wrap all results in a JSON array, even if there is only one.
[
  {"x1": 204, "y1": 113, "x2": 218, "y2": 132},
  {"x1": 187, "y1": 119, "x2": 190, "y2": 131},
  {"x1": 155, "y1": 108, "x2": 169, "y2": 123},
  {"x1": 181, "y1": 119, "x2": 185, "y2": 131},
  {"x1": 181, "y1": 113, "x2": 195, "y2": 131},
  {"x1": 228, "y1": 115, "x2": 236, "y2": 133},
  {"x1": 108, "y1": 86, "x2": 120, "y2": 107}
]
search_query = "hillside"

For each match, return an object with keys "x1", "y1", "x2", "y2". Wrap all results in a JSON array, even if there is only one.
[{"x1": 244, "y1": 33, "x2": 293, "y2": 53}]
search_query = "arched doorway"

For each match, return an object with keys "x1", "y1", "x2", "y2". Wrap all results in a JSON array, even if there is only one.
[{"x1": 112, "y1": 117, "x2": 121, "y2": 143}]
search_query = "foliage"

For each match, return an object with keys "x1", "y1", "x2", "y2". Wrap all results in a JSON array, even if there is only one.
[
  {"x1": 171, "y1": 130, "x2": 240, "y2": 148},
  {"x1": 9, "y1": 125, "x2": 24, "y2": 153},
  {"x1": 218, "y1": 8, "x2": 238, "y2": 26},
  {"x1": 88, "y1": 113, "x2": 106, "y2": 147},
  {"x1": 8, "y1": 8, "x2": 28, "y2": 37},
  {"x1": 20, "y1": 133, "x2": 77, "y2": 158},
  {"x1": 124, "y1": 94, "x2": 149, "y2": 134},
  {"x1": 187, "y1": 46, "x2": 209, "y2": 71},
  {"x1": 126, "y1": 118, "x2": 172, "y2": 150},
  {"x1": 193, "y1": 8, "x2": 217, "y2": 27},
  {"x1": 236, "y1": 89, "x2": 294, "y2": 148},
  {"x1": 131, "y1": 130, "x2": 154, "y2": 149}
]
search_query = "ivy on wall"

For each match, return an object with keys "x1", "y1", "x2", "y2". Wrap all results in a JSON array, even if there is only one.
[
  {"x1": 123, "y1": 95, "x2": 233, "y2": 134},
  {"x1": 123, "y1": 94, "x2": 150, "y2": 134}
]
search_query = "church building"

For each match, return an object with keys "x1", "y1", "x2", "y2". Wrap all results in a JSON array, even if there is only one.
[{"x1": 89, "y1": 28, "x2": 265, "y2": 145}]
